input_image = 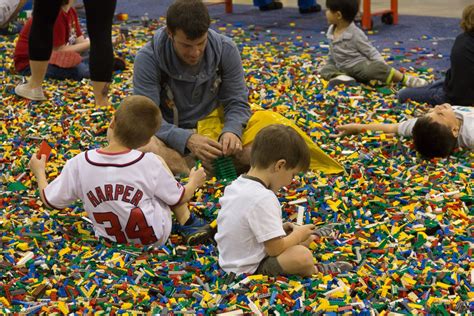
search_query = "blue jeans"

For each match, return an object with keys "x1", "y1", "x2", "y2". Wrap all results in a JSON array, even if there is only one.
[
  {"x1": 254, "y1": 0, "x2": 316, "y2": 9},
  {"x1": 20, "y1": 57, "x2": 90, "y2": 81},
  {"x1": 397, "y1": 79, "x2": 449, "y2": 106}
]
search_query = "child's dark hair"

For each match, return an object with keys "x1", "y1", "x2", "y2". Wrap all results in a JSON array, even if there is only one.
[
  {"x1": 166, "y1": 0, "x2": 210, "y2": 40},
  {"x1": 326, "y1": 0, "x2": 359, "y2": 22},
  {"x1": 461, "y1": 4, "x2": 474, "y2": 34},
  {"x1": 412, "y1": 116, "x2": 458, "y2": 159},
  {"x1": 114, "y1": 96, "x2": 162, "y2": 149},
  {"x1": 250, "y1": 124, "x2": 310, "y2": 171}
]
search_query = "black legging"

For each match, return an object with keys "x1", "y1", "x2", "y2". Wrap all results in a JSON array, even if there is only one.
[{"x1": 28, "y1": 0, "x2": 117, "y2": 82}]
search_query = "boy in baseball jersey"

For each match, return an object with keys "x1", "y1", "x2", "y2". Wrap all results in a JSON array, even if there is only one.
[{"x1": 29, "y1": 95, "x2": 211, "y2": 246}]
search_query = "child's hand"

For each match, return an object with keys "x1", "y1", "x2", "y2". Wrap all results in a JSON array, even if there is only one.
[
  {"x1": 29, "y1": 154, "x2": 47, "y2": 174},
  {"x1": 283, "y1": 222, "x2": 295, "y2": 234},
  {"x1": 189, "y1": 166, "x2": 206, "y2": 187},
  {"x1": 293, "y1": 224, "x2": 315, "y2": 242},
  {"x1": 330, "y1": 124, "x2": 363, "y2": 138}
]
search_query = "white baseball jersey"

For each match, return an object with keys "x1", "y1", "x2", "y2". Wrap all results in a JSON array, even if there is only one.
[{"x1": 43, "y1": 149, "x2": 185, "y2": 245}]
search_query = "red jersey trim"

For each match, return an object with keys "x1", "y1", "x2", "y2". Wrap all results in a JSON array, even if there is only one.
[
  {"x1": 85, "y1": 151, "x2": 145, "y2": 167},
  {"x1": 170, "y1": 187, "x2": 186, "y2": 207},
  {"x1": 42, "y1": 189, "x2": 65, "y2": 210},
  {"x1": 96, "y1": 149, "x2": 132, "y2": 155}
]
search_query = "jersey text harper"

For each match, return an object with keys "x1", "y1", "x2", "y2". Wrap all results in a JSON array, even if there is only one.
[{"x1": 86, "y1": 184, "x2": 144, "y2": 208}]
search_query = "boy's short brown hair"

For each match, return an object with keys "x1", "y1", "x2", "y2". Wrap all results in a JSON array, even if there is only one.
[
  {"x1": 166, "y1": 0, "x2": 210, "y2": 40},
  {"x1": 461, "y1": 4, "x2": 474, "y2": 33},
  {"x1": 412, "y1": 115, "x2": 458, "y2": 159},
  {"x1": 250, "y1": 124, "x2": 310, "y2": 171},
  {"x1": 113, "y1": 96, "x2": 162, "y2": 149}
]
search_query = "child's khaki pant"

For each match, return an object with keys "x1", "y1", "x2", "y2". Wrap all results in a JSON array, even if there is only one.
[{"x1": 320, "y1": 60, "x2": 393, "y2": 84}]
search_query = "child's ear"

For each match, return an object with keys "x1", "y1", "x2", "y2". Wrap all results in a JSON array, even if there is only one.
[
  {"x1": 336, "y1": 11, "x2": 343, "y2": 20},
  {"x1": 274, "y1": 159, "x2": 287, "y2": 171},
  {"x1": 451, "y1": 125, "x2": 460, "y2": 138},
  {"x1": 109, "y1": 117, "x2": 116, "y2": 129}
]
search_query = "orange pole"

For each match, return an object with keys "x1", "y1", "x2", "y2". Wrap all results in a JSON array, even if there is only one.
[
  {"x1": 391, "y1": 0, "x2": 398, "y2": 24},
  {"x1": 362, "y1": 0, "x2": 371, "y2": 30},
  {"x1": 225, "y1": 0, "x2": 233, "y2": 13}
]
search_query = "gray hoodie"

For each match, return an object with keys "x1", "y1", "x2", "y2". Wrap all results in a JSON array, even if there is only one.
[{"x1": 133, "y1": 27, "x2": 251, "y2": 154}]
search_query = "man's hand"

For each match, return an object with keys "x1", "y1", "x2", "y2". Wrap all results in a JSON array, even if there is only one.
[
  {"x1": 329, "y1": 124, "x2": 363, "y2": 138},
  {"x1": 220, "y1": 132, "x2": 242, "y2": 156},
  {"x1": 187, "y1": 134, "x2": 222, "y2": 161}
]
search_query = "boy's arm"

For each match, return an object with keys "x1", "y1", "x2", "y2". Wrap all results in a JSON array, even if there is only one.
[
  {"x1": 330, "y1": 123, "x2": 400, "y2": 138},
  {"x1": 179, "y1": 166, "x2": 206, "y2": 205},
  {"x1": 55, "y1": 39, "x2": 90, "y2": 53},
  {"x1": 355, "y1": 31, "x2": 384, "y2": 62},
  {"x1": 264, "y1": 224, "x2": 315, "y2": 257},
  {"x1": 29, "y1": 154, "x2": 49, "y2": 206},
  {"x1": 155, "y1": 155, "x2": 206, "y2": 206}
]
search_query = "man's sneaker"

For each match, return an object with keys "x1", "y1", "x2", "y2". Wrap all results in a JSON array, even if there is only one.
[
  {"x1": 15, "y1": 83, "x2": 47, "y2": 101},
  {"x1": 313, "y1": 223, "x2": 339, "y2": 238},
  {"x1": 405, "y1": 76, "x2": 428, "y2": 88},
  {"x1": 316, "y1": 261, "x2": 353, "y2": 274},
  {"x1": 328, "y1": 75, "x2": 356, "y2": 88},
  {"x1": 178, "y1": 213, "x2": 212, "y2": 245},
  {"x1": 259, "y1": 1, "x2": 283, "y2": 11},
  {"x1": 299, "y1": 4, "x2": 322, "y2": 14}
]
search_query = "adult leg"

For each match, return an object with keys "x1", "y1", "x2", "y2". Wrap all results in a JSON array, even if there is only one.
[
  {"x1": 397, "y1": 80, "x2": 448, "y2": 105},
  {"x1": 15, "y1": 0, "x2": 62, "y2": 100},
  {"x1": 254, "y1": 0, "x2": 282, "y2": 11},
  {"x1": 139, "y1": 136, "x2": 191, "y2": 175},
  {"x1": 83, "y1": 0, "x2": 117, "y2": 106},
  {"x1": 298, "y1": 0, "x2": 321, "y2": 13}
]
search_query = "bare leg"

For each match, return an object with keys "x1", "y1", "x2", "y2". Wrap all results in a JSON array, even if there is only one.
[
  {"x1": 391, "y1": 69, "x2": 404, "y2": 83},
  {"x1": 171, "y1": 203, "x2": 190, "y2": 225},
  {"x1": 92, "y1": 81, "x2": 110, "y2": 107},
  {"x1": 139, "y1": 136, "x2": 190, "y2": 175},
  {"x1": 276, "y1": 245, "x2": 316, "y2": 277},
  {"x1": 24, "y1": 60, "x2": 48, "y2": 88}
]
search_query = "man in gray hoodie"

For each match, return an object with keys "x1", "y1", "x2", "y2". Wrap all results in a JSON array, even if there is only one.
[{"x1": 133, "y1": 0, "x2": 251, "y2": 174}]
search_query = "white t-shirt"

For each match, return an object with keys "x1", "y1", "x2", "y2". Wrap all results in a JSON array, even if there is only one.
[
  {"x1": 43, "y1": 149, "x2": 185, "y2": 246},
  {"x1": 215, "y1": 175, "x2": 286, "y2": 275},
  {"x1": 398, "y1": 106, "x2": 474, "y2": 149}
]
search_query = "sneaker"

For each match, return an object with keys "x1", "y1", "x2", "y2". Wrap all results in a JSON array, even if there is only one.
[
  {"x1": 313, "y1": 223, "x2": 338, "y2": 238},
  {"x1": 299, "y1": 4, "x2": 322, "y2": 14},
  {"x1": 316, "y1": 261, "x2": 353, "y2": 274},
  {"x1": 405, "y1": 76, "x2": 428, "y2": 88},
  {"x1": 328, "y1": 75, "x2": 356, "y2": 88},
  {"x1": 178, "y1": 213, "x2": 212, "y2": 245},
  {"x1": 15, "y1": 83, "x2": 47, "y2": 101},
  {"x1": 259, "y1": 1, "x2": 283, "y2": 11},
  {"x1": 0, "y1": 21, "x2": 22, "y2": 35}
]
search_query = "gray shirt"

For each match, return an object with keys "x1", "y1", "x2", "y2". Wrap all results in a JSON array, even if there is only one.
[
  {"x1": 398, "y1": 106, "x2": 474, "y2": 149},
  {"x1": 133, "y1": 28, "x2": 251, "y2": 154},
  {"x1": 326, "y1": 22, "x2": 384, "y2": 70}
]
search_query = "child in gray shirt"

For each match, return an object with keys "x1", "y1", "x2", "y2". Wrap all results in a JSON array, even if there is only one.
[{"x1": 321, "y1": 0, "x2": 428, "y2": 89}]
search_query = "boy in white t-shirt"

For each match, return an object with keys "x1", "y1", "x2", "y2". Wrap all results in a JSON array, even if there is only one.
[
  {"x1": 215, "y1": 124, "x2": 352, "y2": 277},
  {"x1": 29, "y1": 95, "x2": 211, "y2": 246},
  {"x1": 331, "y1": 103, "x2": 473, "y2": 159}
]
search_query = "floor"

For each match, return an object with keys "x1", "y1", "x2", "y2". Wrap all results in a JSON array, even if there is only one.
[{"x1": 232, "y1": 0, "x2": 471, "y2": 18}]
